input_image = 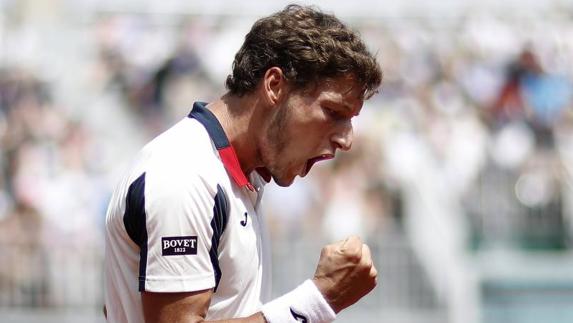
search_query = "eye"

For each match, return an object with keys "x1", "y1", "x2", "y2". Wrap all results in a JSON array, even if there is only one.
[{"x1": 324, "y1": 106, "x2": 344, "y2": 121}]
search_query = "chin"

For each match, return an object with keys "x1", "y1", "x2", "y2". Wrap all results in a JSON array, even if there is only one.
[{"x1": 272, "y1": 174, "x2": 296, "y2": 187}]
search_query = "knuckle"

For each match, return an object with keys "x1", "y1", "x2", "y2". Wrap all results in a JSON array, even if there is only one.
[
  {"x1": 361, "y1": 263, "x2": 372, "y2": 274},
  {"x1": 348, "y1": 254, "x2": 361, "y2": 264},
  {"x1": 360, "y1": 254, "x2": 372, "y2": 268},
  {"x1": 362, "y1": 244, "x2": 372, "y2": 259},
  {"x1": 370, "y1": 267, "x2": 378, "y2": 279},
  {"x1": 361, "y1": 254, "x2": 372, "y2": 266},
  {"x1": 346, "y1": 249, "x2": 362, "y2": 263},
  {"x1": 349, "y1": 236, "x2": 363, "y2": 248},
  {"x1": 349, "y1": 235, "x2": 362, "y2": 243}
]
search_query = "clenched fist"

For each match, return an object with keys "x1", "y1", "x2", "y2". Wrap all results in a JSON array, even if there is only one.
[{"x1": 312, "y1": 235, "x2": 378, "y2": 313}]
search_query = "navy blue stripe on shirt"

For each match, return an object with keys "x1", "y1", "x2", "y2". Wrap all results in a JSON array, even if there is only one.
[
  {"x1": 209, "y1": 184, "x2": 229, "y2": 292},
  {"x1": 188, "y1": 102, "x2": 229, "y2": 149},
  {"x1": 122, "y1": 172, "x2": 149, "y2": 291}
]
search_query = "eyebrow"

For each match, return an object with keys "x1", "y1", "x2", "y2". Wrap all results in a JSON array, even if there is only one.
[{"x1": 325, "y1": 99, "x2": 359, "y2": 116}]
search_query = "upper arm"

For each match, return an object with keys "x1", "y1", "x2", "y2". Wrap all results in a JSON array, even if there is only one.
[
  {"x1": 121, "y1": 162, "x2": 231, "y2": 320},
  {"x1": 142, "y1": 288, "x2": 213, "y2": 323},
  {"x1": 126, "y1": 169, "x2": 226, "y2": 294}
]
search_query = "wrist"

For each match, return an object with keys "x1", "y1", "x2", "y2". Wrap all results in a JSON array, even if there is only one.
[
  {"x1": 261, "y1": 279, "x2": 336, "y2": 323},
  {"x1": 312, "y1": 277, "x2": 342, "y2": 314}
]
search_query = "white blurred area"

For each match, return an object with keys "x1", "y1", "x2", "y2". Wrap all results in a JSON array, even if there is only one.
[{"x1": 1, "y1": 1, "x2": 573, "y2": 322}]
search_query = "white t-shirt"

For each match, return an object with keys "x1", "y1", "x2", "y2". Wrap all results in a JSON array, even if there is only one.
[{"x1": 104, "y1": 102, "x2": 272, "y2": 323}]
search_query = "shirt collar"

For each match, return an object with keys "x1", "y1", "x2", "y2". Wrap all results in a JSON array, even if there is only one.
[{"x1": 188, "y1": 102, "x2": 255, "y2": 191}]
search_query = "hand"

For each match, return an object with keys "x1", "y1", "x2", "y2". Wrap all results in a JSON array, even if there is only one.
[{"x1": 312, "y1": 235, "x2": 378, "y2": 313}]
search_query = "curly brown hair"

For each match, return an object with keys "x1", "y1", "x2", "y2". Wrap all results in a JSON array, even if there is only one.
[{"x1": 225, "y1": 4, "x2": 382, "y2": 99}]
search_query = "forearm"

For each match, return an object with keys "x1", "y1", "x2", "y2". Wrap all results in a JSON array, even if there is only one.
[
  {"x1": 149, "y1": 311, "x2": 266, "y2": 323},
  {"x1": 197, "y1": 312, "x2": 266, "y2": 323},
  {"x1": 151, "y1": 279, "x2": 335, "y2": 323}
]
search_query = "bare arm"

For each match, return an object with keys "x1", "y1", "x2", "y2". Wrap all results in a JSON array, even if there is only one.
[{"x1": 142, "y1": 289, "x2": 266, "y2": 323}]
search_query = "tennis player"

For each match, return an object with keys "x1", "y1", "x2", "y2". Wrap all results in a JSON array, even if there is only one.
[{"x1": 104, "y1": 4, "x2": 382, "y2": 323}]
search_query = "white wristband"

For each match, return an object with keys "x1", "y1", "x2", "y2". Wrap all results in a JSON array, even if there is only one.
[{"x1": 261, "y1": 279, "x2": 336, "y2": 323}]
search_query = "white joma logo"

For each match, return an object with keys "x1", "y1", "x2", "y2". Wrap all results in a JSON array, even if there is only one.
[{"x1": 163, "y1": 238, "x2": 196, "y2": 250}]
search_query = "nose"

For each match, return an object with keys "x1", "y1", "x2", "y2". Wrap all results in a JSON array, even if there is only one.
[{"x1": 331, "y1": 121, "x2": 353, "y2": 152}]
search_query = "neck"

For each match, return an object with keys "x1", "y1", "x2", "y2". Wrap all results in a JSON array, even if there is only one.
[{"x1": 207, "y1": 93, "x2": 263, "y2": 176}]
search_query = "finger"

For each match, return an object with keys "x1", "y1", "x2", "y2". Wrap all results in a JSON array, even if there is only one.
[
  {"x1": 333, "y1": 236, "x2": 350, "y2": 248},
  {"x1": 340, "y1": 235, "x2": 362, "y2": 254},
  {"x1": 328, "y1": 236, "x2": 350, "y2": 250},
  {"x1": 369, "y1": 264, "x2": 378, "y2": 279},
  {"x1": 361, "y1": 243, "x2": 372, "y2": 266}
]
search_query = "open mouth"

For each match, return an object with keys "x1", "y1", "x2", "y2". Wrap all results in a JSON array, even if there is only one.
[{"x1": 302, "y1": 154, "x2": 334, "y2": 177}]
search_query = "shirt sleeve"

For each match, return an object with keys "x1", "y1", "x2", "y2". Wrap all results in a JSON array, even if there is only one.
[{"x1": 123, "y1": 168, "x2": 229, "y2": 293}]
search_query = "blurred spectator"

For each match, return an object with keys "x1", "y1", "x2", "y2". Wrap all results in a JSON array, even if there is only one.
[
  {"x1": 490, "y1": 49, "x2": 539, "y2": 127},
  {"x1": 0, "y1": 200, "x2": 47, "y2": 307},
  {"x1": 491, "y1": 48, "x2": 573, "y2": 147}
]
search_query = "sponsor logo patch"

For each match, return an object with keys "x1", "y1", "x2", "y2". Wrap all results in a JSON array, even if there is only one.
[{"x1": 161, "y1": 236, "x2": 198, "y2": 256}]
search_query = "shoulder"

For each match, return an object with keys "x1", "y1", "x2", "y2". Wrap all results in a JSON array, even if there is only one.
[
  {"x1": 142, "y1": 117, "x2": 228, "y2": 194},
  {"x1": 119, "y1": 116, "x2": 234, "y2": 224}
]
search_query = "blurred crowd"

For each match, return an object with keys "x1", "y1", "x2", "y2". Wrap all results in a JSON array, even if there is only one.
[
  {"x1": 0, "y1": 67, "x2": 109, "y2": 306},
  {"x1": 1, "y1": 4, "x2": 573, "y2": 312}
]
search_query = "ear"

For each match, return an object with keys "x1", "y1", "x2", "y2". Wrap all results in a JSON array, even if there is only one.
[{"x1": 262, "y1": 67, "x2": 287, "y2": 106}]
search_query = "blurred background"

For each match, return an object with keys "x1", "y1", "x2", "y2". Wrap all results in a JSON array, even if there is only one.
[{"x1": 1, "y1": 0, "x2": 573, "y2": 322}]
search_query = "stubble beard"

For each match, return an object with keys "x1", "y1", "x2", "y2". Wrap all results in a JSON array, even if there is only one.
[{"x1": 264, "y1": 103, "x2": 293, "y2": 187}]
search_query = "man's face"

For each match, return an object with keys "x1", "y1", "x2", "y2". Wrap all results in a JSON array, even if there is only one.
[{"x1": 260, "y1": 75, "x2": 364, "y2": 187}]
